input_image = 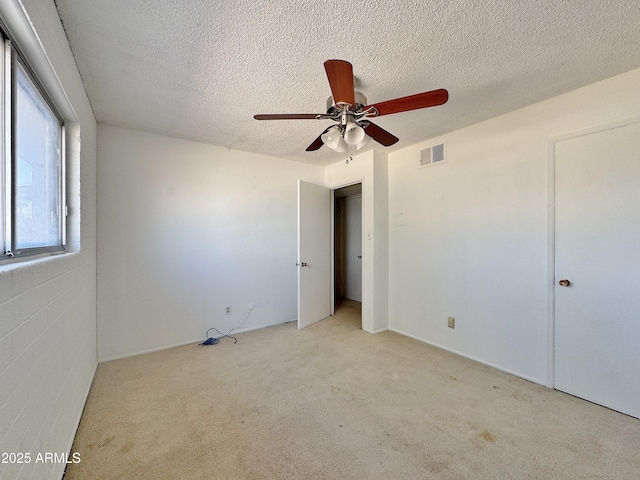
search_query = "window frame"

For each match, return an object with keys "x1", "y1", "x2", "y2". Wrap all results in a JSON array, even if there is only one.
[{"x1": 1, "y1": 31, "x2": 66, "y2": 262}]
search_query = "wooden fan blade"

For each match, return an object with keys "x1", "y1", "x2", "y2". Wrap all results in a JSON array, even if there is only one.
[
  {"x1": 306, "y1": 127, "x2": 333, "y2": 151},
  {"x1": 254, "y1": 113, "x2": 330, "y2": 120},
  {"x1": 306, "y1": 137, "x2": 324, "y2": 151},
  {"x1": 324, "y1": 60, "x2": 355, "y2": 106},
  {"x1": 365, "y1": 89, "x2": 448, "y2": 117},
  {"x1": 363, "y1": 121, "x2": 399, "y2": 147}
]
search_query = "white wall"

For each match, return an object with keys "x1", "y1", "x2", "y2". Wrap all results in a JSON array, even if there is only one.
[
  {"x1": 372, "y1": 150, "x2": 389, "y2": 333},
  {"x1": 325, "y1": 150, "x2": 389, "y2": 333},
  {"x1": 335, "y1": 194, "x2": 363, "y2": 302},
  {"x1": 97, "y1": 125, "x2": 324, "y2": 361},
  {"x1": 388, "y1": 67, "x2": 640, "y2": 385},
  {"x1": 0, "y1": 2, "x2": 97, "y2": 479}
]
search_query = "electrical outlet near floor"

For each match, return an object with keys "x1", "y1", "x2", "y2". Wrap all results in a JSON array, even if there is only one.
[
  {"x1": 225, "y1": 305, "x2": 231, "y2": 315},
  {"x1": 448, "y1": 316, "x2": 455, "y2": 329}
]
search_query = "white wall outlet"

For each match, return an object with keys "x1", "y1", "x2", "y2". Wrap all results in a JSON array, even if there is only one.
[
  {"x1": 225, "y1": 305, "x2": 231, "y2": 315},
  {"x1": 448, "y1": 316, "x2": 455, "y2": 329}
]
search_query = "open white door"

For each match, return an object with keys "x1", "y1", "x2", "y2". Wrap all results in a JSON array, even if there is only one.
[{"x1": 297, "y1": 180, "x2": 331, "y2": 329}]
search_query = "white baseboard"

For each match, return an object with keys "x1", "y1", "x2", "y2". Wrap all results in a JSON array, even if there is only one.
[
  {"x1": 99, "y1": 320, "x2": 291, "y2": 363},
  {"x1": 388, "y1": 327, "x2": 545, "y2": 387},
  {"x1": 364, "y1": 327, "x2": 388, "y2": 334}
]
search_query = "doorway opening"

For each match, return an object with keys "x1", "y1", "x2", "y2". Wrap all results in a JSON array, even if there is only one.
[{"x1": 333, "y1": 183, "x2": 363, "y2": 329}]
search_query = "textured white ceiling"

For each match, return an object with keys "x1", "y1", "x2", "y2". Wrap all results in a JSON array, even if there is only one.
[{"x1": 54, "y1": 0, "x2": 640, "y2": 166}]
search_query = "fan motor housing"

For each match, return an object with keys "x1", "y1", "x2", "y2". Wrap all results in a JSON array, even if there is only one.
[{"x1": 326, "y1": 91, "x2": 368, "y2": 114}]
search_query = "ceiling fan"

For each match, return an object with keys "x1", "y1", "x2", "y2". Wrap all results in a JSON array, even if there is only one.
[{"x1": 254, "y1": 59, "x2": 449, "y2": 153}]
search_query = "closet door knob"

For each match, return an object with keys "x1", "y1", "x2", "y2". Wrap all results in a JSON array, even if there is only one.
[{"x1": 558, "y1": 279, "x2": 571, "y2": 287}]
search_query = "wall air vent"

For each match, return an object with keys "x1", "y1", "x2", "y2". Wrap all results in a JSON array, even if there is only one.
[{"x1": 420, "y1": 142, "x2": 446, "y2": 167}]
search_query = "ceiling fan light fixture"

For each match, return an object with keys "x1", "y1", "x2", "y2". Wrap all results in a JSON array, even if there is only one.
[
  {"x1": 344, "y1": 122, "x2": 365, "y2": 146},
  {"x1": 335, "y1": 136, "x2": 349, "y2": 153},
  {"x1": 356, "y1": 134, "x2": 371, "y2": 151},
  {"x1": 321, "y1": 126, "x2": 349, "y2": 152},
  {"x1": 321, "y1": 125, "x2": 341, "y2": 149},
  {"x1": 322, "y1": 123, "x2": 369, "y2": 152}
]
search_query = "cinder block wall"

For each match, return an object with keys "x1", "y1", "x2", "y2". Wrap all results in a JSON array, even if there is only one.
[{"x1": 0, "y1": 1, "x2": 97, "y2": 479}]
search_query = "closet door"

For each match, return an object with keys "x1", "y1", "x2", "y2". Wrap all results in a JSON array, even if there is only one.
[{"x1": 554, "y1": 121, "x2": 640, "y2": 418}]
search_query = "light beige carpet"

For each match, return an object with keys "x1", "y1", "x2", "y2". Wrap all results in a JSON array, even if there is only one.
[{"x1": 65, "y1": 301, "x2": 640, "y2": 479}]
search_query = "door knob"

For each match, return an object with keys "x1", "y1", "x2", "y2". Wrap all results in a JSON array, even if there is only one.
[{"x1": 558, "y1": 279, "x2": 571, "y2": 287}]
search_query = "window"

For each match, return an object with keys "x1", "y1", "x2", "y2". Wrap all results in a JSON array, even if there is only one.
[{"x1": 1, "y1": 32, "x2": 65, "y2": 260}]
